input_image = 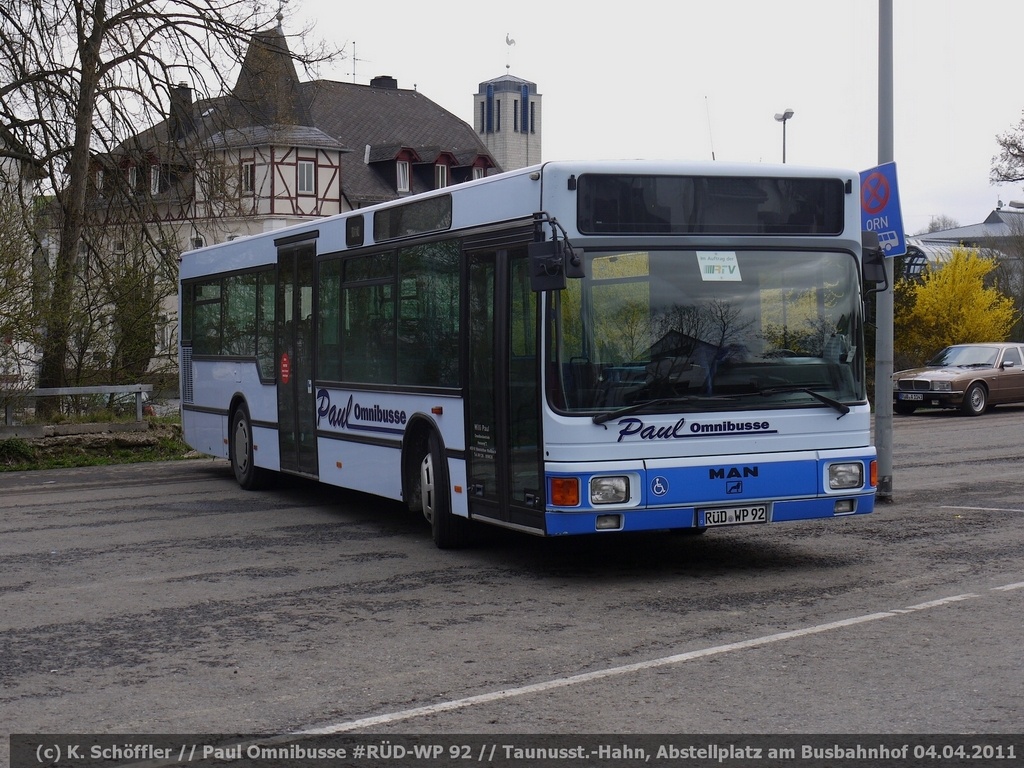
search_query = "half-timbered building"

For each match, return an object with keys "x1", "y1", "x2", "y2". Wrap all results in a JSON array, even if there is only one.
[{"x1": 75, "y1": 19, "x2": 499, "y2": 382}]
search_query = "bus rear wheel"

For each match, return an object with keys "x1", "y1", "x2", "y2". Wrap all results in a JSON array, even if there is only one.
[
  {"x1": 420, "y1": 432, "x2": 472, "y2": 549},
  {"x1": 230, "y1": 404, "x2": 274, "y2": 490}
]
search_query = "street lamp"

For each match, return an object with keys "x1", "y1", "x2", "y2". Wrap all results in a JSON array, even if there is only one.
[{"x1": 774, "y1": 108, "x2": 794, "y2": 163}]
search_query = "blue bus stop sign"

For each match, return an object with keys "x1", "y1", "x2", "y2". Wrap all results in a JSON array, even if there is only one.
[{"x1": 860, "y1": 161, "x2": 906, "y2": 257}]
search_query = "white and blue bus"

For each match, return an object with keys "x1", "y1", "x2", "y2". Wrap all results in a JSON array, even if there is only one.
[{"x1": 179, "y1": 160, "x2": 881, "y2": 547}]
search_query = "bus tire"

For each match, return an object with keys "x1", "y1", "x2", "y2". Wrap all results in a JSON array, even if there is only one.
[
  {"x1": 230, "y1": 404, "x2": 274, "y2": 490},
  {"x1": 420, "y1": 431, "x2": 472, "y2": 549}
]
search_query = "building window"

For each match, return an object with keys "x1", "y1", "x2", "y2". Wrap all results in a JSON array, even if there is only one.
[
  {"x1": 241, "y1": 161, "x2": 255, "y2": 194},
  {"x1": 396, "y1": 160, "x2": 410, "y2": 193},
  {"x1": 434, "y1": 163, "x2": 448, "y2": 189},
  {"x1": 495, "y1": 100, "x2": 501, "y2": 132},
  {"x1": 150, "y1": 166, "x2": 161, "y2": 196},
  {"x1": 128, "y1": 166, "x2": 138, "y2": 191},
  {"x1": 485, "y1": 84, "x2": 494, "y2": 133},
  {"x1": 514, "y1": 100, "x2": 519, "y2": 132},
  {"x1": 297, "y1": 160, "x2": 315, "y2": 195},
  {"x1": 473, "y1": 167, "x2": 485, "y2": 180}
]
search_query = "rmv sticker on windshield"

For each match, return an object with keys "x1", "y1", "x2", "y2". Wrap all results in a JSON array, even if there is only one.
[{"x1": 697, "y1": 251, "x2": 741, "y2": 281}]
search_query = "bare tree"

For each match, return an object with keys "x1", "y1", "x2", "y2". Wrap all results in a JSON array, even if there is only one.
[
  {"x1": 0, "y1": 0, "x2": 335, "y2": 413},
  {"x1": 921, "y1": 215, "x2": 959, "y2": 234},
  {"x1": 993, "y1": 113, "x2": 1024, "y2": 184},
  {"x1": 0, "y1": 165, "x2": 39, "y2": 395}
]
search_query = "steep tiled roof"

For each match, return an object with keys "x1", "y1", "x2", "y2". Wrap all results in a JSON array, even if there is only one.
[
  {"x1": 301, "y1": 79, "x2": 496, "y2": 206},
  {"x1": 97, "y1": 23, "x2": 496, "y2": 209},
  {"x1": 231, "y1": 23, "x2": 312, "y2": 127},
  {"x1": 206, "y1": 124, "x2": 348, "y2": 152}
]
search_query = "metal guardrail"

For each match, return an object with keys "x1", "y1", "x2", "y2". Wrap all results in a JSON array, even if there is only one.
[{"x1": 2, "y1": 384, "x2": 153, "y2": 426}]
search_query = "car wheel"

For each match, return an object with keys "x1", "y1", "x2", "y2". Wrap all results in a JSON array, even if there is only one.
[{"x1": 961, "y1": 382, "x2": 987, "y2": 416}]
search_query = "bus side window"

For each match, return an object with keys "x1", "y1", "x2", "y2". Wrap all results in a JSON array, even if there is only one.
[
  {"x1": 256, "y1": 270, "x2": 276, "y2": 380},
  {"x1": 397, "y1": 241, "x2": 460, "y2": 387},
  {"x1": 317, "y1": 260, "x2": 342, "y2": 381},
  {"x1": 343, "y1": 282, "x2": 395, "y2": 382}
]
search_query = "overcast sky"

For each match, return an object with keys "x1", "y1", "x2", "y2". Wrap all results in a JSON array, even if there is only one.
[{"x1": 292, "y1": 0, "x2": 1024, "y2": 236}]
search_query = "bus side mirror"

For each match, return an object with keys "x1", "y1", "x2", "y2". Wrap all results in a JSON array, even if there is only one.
[
  {"x1": 528, "y1": 241, "x2": 584, "y2": 291},
  {"x1": 529, "y1": 240, "x2": 567, "y2": 291},
  {"x1": 861, "y1": 230, "x2": 889, "y2": 294}
]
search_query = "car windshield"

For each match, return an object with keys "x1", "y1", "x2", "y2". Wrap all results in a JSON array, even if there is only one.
[
  {"x1": 926, "y1": 346, "x2": 998, "y2": 368},
  {"x1": 548, "y1": 249, "x2": 866, "y2": 415}
]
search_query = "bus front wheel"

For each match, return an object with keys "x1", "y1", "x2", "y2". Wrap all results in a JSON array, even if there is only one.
[
  {"x1": 230, "y1": 404, "x2": 274, "y2": 490},
  {"x1": 420, "y1": 432, "x2": 472, "y2": 549}
]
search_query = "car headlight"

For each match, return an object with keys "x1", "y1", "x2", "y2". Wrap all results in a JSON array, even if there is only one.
[
  {"x1": 828, "y1": 462, "x2": 864, "y2": 490},
  {"x1": 591, "y1": 476, "x2": 629, "y2": 505},
  {"x1": 932, "y1": 381, "x2": 952, "y2": 391}
]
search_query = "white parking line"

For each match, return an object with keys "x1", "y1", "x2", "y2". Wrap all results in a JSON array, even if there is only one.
[
  {"x1": 892, "y1": 593, "x2": 978, "y2": 613},
  {"x1": 941, "y1": 505, "x2": 1024, "y2": 514},
  {"x1": 297, "y1": 583, "x2": 1019, "y2": 735},
  {"x1": 992, "y1": 581, "x2": 1024, "y2": 591}
]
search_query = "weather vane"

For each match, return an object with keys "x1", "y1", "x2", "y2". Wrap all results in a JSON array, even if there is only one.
[{"x1": 505, "y1": 32, "x2": 515, "y2": 72}]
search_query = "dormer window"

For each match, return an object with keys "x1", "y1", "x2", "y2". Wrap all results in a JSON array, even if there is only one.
[
  {"x1": 396, "y1": 160, "x2": 410, "y2": 193},
  {"x1": 150, "y1": 166, "x2": 161, "y2": 195},
  {"x1": 434, "y1": 163, "x2": 448, "y2": 189}
]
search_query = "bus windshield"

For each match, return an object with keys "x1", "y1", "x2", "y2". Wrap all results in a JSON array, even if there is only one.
[{"x1": 549, "y1": 249, "x2": 865, "y2": 416}]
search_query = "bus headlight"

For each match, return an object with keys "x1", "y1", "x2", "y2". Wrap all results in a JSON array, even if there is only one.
[
  {"x1": 591, "y1": 476, "x2": 629, "y2": 505},
  {"x1": 828, "y1": 462, "x2": 864, "y2": 490}
]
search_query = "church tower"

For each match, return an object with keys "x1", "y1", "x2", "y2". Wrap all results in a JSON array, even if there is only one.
[{"x1": 475, "y1": 73, "x2": 541, "y2": 172}]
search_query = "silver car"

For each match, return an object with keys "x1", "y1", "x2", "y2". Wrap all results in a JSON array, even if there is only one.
[{"x1": 893, "y1": 342, "x2": 1024, "y2": 416}]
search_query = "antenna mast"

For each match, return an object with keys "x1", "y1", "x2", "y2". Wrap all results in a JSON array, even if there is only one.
[
  {"x1": 705, "y1": 96, "x2": 717, "y2": 161},
  {"x1": 348, "y1": 41, "x2": 369, "y2": 83}
]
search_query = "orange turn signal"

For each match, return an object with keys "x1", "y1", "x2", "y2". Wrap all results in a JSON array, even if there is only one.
[{"x1": 550, "y1": 477, "x2": 580, "y2": 507}]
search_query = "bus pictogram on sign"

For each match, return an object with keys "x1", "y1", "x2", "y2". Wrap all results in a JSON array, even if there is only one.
[{"x1": 860, "y1": 162, "x2": 905, "y2": 257}]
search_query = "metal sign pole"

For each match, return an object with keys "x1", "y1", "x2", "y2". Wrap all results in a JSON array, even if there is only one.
[{"x1": 875, "y1": 0, "x2": 895, "y2": 501}]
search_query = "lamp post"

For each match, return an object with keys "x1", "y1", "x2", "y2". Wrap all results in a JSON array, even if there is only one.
[{"x1": 774, "y1": 108, "x2": 794, "y2": 163}]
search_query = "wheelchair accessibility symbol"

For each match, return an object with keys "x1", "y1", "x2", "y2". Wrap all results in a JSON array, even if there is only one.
[{"x1": 651, "y1": 476, "x2": 669, "y2": 497}]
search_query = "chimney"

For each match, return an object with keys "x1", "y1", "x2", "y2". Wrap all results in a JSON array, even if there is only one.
[
  {"x1": 169, "y1": 82, "x2": 195, "y2": 140},
  {"x1": 370, "y1": 75, "x2": 398, "y2": 90}
]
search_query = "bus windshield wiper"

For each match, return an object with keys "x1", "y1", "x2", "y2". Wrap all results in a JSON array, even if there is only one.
[
  {"x1": 755, "y1": 385, "x2": 850, "y2": 418},
  {"x1": 592, "y1": 395, "x2": 735, "y2": 425}
]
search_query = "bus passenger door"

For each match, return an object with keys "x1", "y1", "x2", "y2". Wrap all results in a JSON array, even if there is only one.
[
  {"x1": 465, "y1": 247, "x2": 544, "y2": 533},
  {"x1": 277, "y1": 243, "x2": 319, "y2": 477}
]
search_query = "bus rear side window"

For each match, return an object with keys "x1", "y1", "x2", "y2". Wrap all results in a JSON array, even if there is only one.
[
  {"x1": 191, "y1": 281, "x2": 222, "y2": 356},
  {"x1": 223, "y1": 273, "x2": 257, "y2": 356}
]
